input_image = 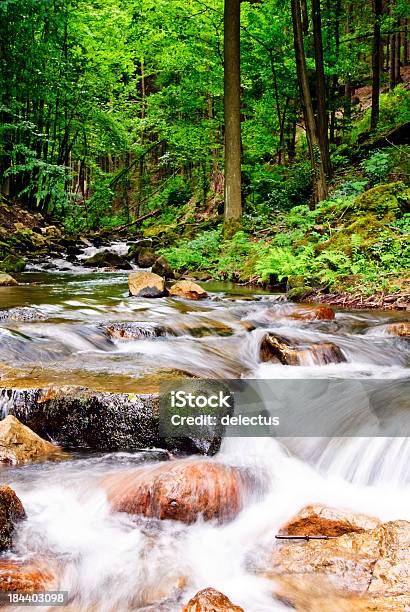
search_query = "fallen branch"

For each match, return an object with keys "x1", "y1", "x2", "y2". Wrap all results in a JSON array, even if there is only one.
[{"x1": 97, "y1": 208, "x2": 161, "y2": 235}]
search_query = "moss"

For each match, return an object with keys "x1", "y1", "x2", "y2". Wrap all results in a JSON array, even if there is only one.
[
  {"x1": 0, "y1": 255, "x2": 26, "y2": 273},
  {"x1": 286, "y1": 286, "x2": 314, "y2": 302},
  {"x1": 353, "y1": 182, "x2": 409, "y2": 218},
  {"x1": 316, "y1": 214, "x2": 393, "y2": 256}
]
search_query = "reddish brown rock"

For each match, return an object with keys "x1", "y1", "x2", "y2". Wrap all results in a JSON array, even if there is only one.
[
  {"x1": 290, "y1": 306, "x2": 336, "y2": 321},
  {"x1": 183, "y1": 588, "x2": 244, "y2": 612},
  {"x1": 0, "y1": 560, "x2": 56, "y2": 592},
  {"x1": 385, "y1": 322, "x2": 410, "y2": 337},
  {"x1": 260, "y1": 334, "x2": 345, "y2": 366},
  {"x1": 0, "y1": 485, "x2": 26, "y2": 551},
  {"x1": 169, "y1": 280, "x2": 208, "y2": 300},
  {"x1": 104, "y1": 460, "x2": 255, "y2": 524},
  {"x1": 279, "y1": 504, "x2": 381, "y2": 538},
  {"x1": 266, "y1": 520, "x2": 410, "y2": 610}
]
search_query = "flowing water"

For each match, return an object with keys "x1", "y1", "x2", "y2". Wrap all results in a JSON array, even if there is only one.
[{"x1": 0, "y1": 247, "x2": 409, "y2": 611}]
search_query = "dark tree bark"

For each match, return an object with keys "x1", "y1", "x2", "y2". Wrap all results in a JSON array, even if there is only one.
[
  {"x1": 291, "y1": 0, "x2": 328, "y2": 204},
  {"x1": 223, "y1": 0, "x2": 242, "y2": 235},
  {"x1": 371, "y1": 0, "x2": 382, "y2": 130},
  {"x1": 311, "y1": 0, "x2": 332, "y2": 177}
]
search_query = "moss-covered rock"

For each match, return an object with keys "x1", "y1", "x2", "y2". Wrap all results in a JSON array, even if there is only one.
[
  {"x1": 0, "y1": 255, "x2": 26, "y2": 273},
  {"x1": 353, "y1": 182, "x2": 409, "y2": 218},
  {"x1": 286, "y1": 286, "x2": 314, "y2": 302}
]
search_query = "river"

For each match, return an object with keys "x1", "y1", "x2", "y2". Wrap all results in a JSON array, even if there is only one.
[{"x1": 0, "y1": 248, "x2": 409, "y2": 611}]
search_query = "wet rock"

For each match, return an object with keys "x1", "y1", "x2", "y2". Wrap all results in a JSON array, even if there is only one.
[
  {"x1": 169, "y1": 280, "x2": 208, "y2": 300},
  {"x1": 102, "y1": 322, "x2": 167, "y2": 340},
  {"x1": 0, "y1": 307, "x2": 47, "y2": 322},
  {"x1": 4, "y1": 387, "x2": 220, "y2": 455},
  {"x1": 105, "y1": 460, "x2": 256, "y2": 524},
  {"x1": 0, "y1": 273, "x2": 18, "y2": 287},
  {"x1": 183, "y1": 588, "x2": 244, "y2": 611},
  {"x1": 385, "y1": 322, "x2": 410, "y2": 337},
  {"x1": 136, "y1": 247, "x2": 157, "y2": 268},
  {"x1": 0, "y1": 415, "x2": 64, "y2": 464},
  {"x1": 290, "y1": 305, "x2": 335, "y2": 320},
  {"x1": 260, "y1": 334, "x2": 345, "y2": 366},
  {"x1": 286, "y1": 286, "x2": 314, "y2": 302},
  {"x1": 128, "y1": 271, "x2": 167, "y2": 298},
  {"x1": 0, "y1": 560, "x2": 56, "y2": 592},
  {"x1": 279, "y1": 504, "x2": 381, "y2": 538},
  {"x1": 0, "y1": 485, "x2": 26, "y2": 551},
  {"x1": 266, "y1": 520, "x2": 410, "y2": 609},
  {"x1": 151, "y1": 255, "x2": 174, "y2": 279},
  {"x1": 84, "y1": 250, "x2": 132, "y2": 269}
]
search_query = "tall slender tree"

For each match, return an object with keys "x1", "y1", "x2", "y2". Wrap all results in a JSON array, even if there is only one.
[
  {"x1": 291, "y1": 0, "x2": 328, "y2": 204},
  {"x1": 224, "y1": 0, "x2": 242, "y2": 235},
  {"x1": 370, "y1": 0, "x2": 382, "y2": 130}
]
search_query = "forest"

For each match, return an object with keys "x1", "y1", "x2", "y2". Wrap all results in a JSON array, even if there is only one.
[
  {"x1": 0, "y1": 2, "x2": 409, "y2": 611},
  {"x1": 0, "y1": 0, "x2": 409, "y2": 302}
]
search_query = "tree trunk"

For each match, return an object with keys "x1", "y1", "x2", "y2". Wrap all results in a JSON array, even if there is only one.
[
  {"x1": 223, "y1": 0, "x2": 242, "y2": 235},
  {"x1": 311, "y1": 0, "x2": 332, "y2": 176},
  {"x1": 291, "y1": 0, "x2": 327, "y2": 205},
  {"x1": 371, "y1": 0, "x2": 382, "y2": 130}
]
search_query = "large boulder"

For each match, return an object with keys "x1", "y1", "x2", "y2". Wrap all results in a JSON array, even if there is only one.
[
  {"x1": 0, "y1": 560, "x2": 56, "y2": 592},
  {"x1": 169, "y1": 280, "x2": 208, "y2": 300},
  {"x1": 128, "y1": 271, "x2": 167, "y2": 298},
  {"x1": 0, "y1": 274, "x2": 18, "y2": 287},
  {"x1": 104, "y1": 460, "x2": 256, "y2": 524},
  {"x1": 266, "y1": 520, "x2": 410, "y2": 610},
  {"x1": 183, "y1": 588, "x2": 244, "y2": 612},
  {"x1": 3, "y1": 386, "x2": 221, "y2": 455},
  {"x1": 152, "y1": 255, "x2": 174, "y2": 279},
  {"x1": 0, "y1": 415, "x2": 64, "y2": 464},
  {"x1": 84, "y1": 250, "x2": 132, "y2": 269},
  {"x1": 278, "y1": 504, "x2": 381, "y2": 538},
  {"x1": 260, "y1": 334, "x2": 345, "y2": 366},
  {"x1": 0, "y1": 485, "x2": 26, "y2": 551}
]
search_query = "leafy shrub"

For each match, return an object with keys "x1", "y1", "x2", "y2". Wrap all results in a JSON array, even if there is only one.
[{"x1": 362, "y1": 150, "x2": 391, "y2": 184}]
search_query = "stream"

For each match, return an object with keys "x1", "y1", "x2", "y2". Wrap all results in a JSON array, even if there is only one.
[{"x1": 0, "y1": 244, "x2": 409, "y2": 611}]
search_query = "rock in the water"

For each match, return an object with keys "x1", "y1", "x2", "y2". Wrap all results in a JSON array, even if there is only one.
[
  {"x1": 0, "y1": 560, "x2": 56, "y2": 592},
  {"x1": 169, "y1": 280, "x2": 208, "y2": 300},
  {"x1": 0, "y1": 415, "x2": 63, "y2": 464},
  {"x1": 266, "y1": 520, "x2": 410, "y2": 610},
  {"x1": 105, "y1": 460, "x2": 256, "y2": 524},
  {"x1": 385, "y1": 322, "x2": 410, "y2": 337},
  {"x1": 260, "y1": 334, "x2": 345, "y2": 366},
  {"x1": 102, "y1": 322, "x2": 167, "y2": 340},
  {"x1": 136, "y1": 247, "x2": 157, "y2": 268},
  {"x1": 0, "y1": 274, "x2": 18, "y2": 287},
  {"x1": 183, "y1": 588, "x2": 244, "y2": 612},
  {"x1": 151, "y1": 255, "x2": 174, "y2": 279},
  {"x1": 286, "y1": 286, "x2": 314, "y2": 302},
  {"x1": 0, "y1": 485, "x2": 25, "y2": 551},
  {"x1": 290, "y1": 305, "x2": 335, "y2": 320},
  {"x1": 279, "y1": 504, "x2": 381, "y2": 538},
  {"x1": 128, "y1": 271, "x2": 167, "y2": 298},
  {"x1": 84, "y1": 250, "x2": 131, "y2": 269},
  {"x1": 5, "y1": 387, "x2": 220, "y2": 455},
  {"x1": 0, "y1": 307, "x2": 47, "y2": 322}
]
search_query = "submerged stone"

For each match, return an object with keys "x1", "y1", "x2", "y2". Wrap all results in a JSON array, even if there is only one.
[{"x1": 260, "y1": 334, "x2": 345, "y2": 366}]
